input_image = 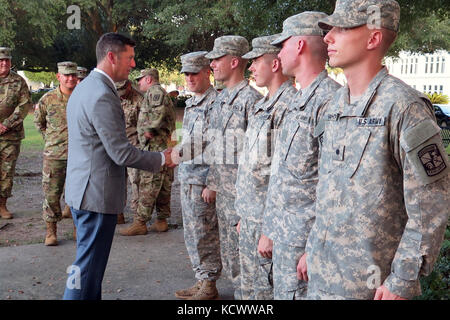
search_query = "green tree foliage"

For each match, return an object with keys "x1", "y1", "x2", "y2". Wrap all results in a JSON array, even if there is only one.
[
  {"x1": 0, "y1": 0, "x2": 449, "y2": 73},
  {"x1": 23, "y1": 71, "x2": 57, "y2": 87}
]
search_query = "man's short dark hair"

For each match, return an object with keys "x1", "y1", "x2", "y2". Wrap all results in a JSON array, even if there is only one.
[{"x1": 96, "y1": 33, "x2": 136, "y2": 63}]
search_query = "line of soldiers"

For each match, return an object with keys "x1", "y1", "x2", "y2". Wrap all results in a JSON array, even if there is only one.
[
  {"x1": 171, "y1": 0, "x2": 449, "y2": 301},
  {"x1": 1, "y1": 0, "x2": 448, "y2": 301}
]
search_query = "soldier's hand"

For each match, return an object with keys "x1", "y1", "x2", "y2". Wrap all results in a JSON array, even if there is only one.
[
  {"x1": 0, "y1": 123, "x2": 8, "y2": 134},
  {"x1": 144, "y1": 131, "x2": 153, "y2": 140},
  {"x1": 257, "y1": 234, "x2": 273, "y2": 259},
  {"x1": 374, "y1": 285, "x2": 407, "y2": 300},
  {"x1": 163, "y1": 148, "x2": 176, "y2": 168},
  {"x1": 171, "y1": 145, "x2": 182, "y2": 165},
  {"x1": 236, "y1": 220, "x2": 241, "y2": 234},
  {"x1": 201, "y1": 187, "x2": 216, "y2": 204},
  {"x1": 297, "y1": 253, "x2": 308, "y2": 282}
]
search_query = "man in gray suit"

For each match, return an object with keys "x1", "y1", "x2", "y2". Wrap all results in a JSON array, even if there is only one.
[{"x1": 63, "y1": 33, "x2": 174, "y2": 300}]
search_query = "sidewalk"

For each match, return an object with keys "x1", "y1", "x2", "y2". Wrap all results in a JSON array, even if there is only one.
[{"x1": 0, "y1": 227, "x2": 234, "y2": 300}]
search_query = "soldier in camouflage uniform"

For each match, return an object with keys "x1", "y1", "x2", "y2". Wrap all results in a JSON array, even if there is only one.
[
  {"x1": 0, "y1": 47, "x2": 32, "y2": 219},
  {"x1": 76, "y1": 67, "x2": 88, "y2": 84},
  {"x1": 299, "y1": 0, "x2": 450, "y2": 300},
  {"x1": 234, "y1": 35, "x2": 296, "y2": 300},
  {"x1": 261, "y1": 12, "x2": 342, "y2": 300},
  {"x1": 34, "y1": 61, "x2": 78, "y2": 246},
  {"x1": 115, "y1": 80, "x2": 144, "y2": 224},
  {"x1": 204, "y1": 36, "x2": 263, "y2": 300},
  {"x1": 173, "y1": 52, "x2": 223, "y2": 300},
  {"x1": 120, "y1": 68, "x2": 176, "y2": 236},
  {"x1": 261, "y1": 12, "x2": 341, "y2": 300}
]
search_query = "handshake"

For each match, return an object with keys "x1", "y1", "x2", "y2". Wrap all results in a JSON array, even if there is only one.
[{"x1": 162, "y1": 146, "x2": 183, "y2": 168}]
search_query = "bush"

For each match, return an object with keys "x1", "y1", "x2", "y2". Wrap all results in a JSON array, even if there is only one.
[{"x1": 416, "y1": 219, "x2": 450, "y2": 300}]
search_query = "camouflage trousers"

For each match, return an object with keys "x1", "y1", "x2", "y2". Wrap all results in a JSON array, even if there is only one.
[
  {"x1": 127, "y1": 167, "x2": 140, "y2": 211},
  {"x1": 42, "y1": 157, "x2": 67, "y2": 223},
  {"x1": 136, "y1": 167, "x2": 174, "y2": 222},
  {"x1": 272, "y1": 243, "x2": 307, "y2": 300},
  {"x1": 0, "y1": 141, "x2": 20, "y2": 198},
  {"x1": 180, "y1": 183, "x2": 222, "y2": 281},
  {"x1": 238, "y1": 218, "x2": 273, "y2": 300},
  {"x1": 216, "y1": 193, "x2": 241, "y2": 300}
]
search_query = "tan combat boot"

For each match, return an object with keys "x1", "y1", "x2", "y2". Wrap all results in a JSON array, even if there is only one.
[
  {"x1": 62, "y1": 205, "x2": 72, "y2": 219},
  {"x1": 187, "y1": 280, "x2": 219, "y2": 300},
  {"x1": 0, "y1": 197, "x2": 13, "y2": 219},
  {"x1": 175, "y1": 280, "x2": 203, "y2": 299},
  {"x1": 117, "y1": 213, "x2": 125, "y2": 225},
  {"x1": 119, "y1": 219, "x2": 147, "y2": 236},
  {"x1": 148, "y1": 218, "x2": 168, "y2": 232},
  {"x1": 45, "y1": 222, "x2": 58, "y2": 246}
]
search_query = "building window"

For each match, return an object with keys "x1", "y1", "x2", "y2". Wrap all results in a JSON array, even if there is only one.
[
  {"x1": 436, "y1": 57, "x2": 440, "y2": 73},
  {"x1": 440, "y1": 85, "x2": 444, "y2": 94},
  {"x1": 425, "y1": 57, "x2": 428, "y2": 73},
  {"x1": 429, "y1": 85, "x2": 432, "y2": 93},
  {"x1": 442, "y1": 57, "x2": 446, "y2": 73},
  {"x1": 435, "y1": 85, "x2": 438, "y2": 93},
  {"x1": 430, "y1": 57, "x2": 434, "y2": 73},
  {"x1": 424, "y1": 85, "x2": 427, "y2": 92},
  {"x1": 415, "y1": 58, "x2": 418, "y2": 74}
]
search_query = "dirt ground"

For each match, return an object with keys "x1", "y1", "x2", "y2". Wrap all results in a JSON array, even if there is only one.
[{"x1": 0, "y1": 149, "x2": 183, "y2": 247}]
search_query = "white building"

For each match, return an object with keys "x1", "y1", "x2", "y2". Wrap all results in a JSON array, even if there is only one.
[{"x1": 385, "y1": 50, "x2": 449, "y2": 96}]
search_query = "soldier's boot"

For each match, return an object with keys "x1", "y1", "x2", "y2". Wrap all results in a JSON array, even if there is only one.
[
  {"x1": 119, "y1": 219, "x2": 147, "y2": 236},
  {"x1": 0, "y1": 197, "x2": 13, "y2": 219},
  {"x1": 117, "y1": 213, "x2": 125, "y2": 225},
  {"x1": 45, "y1": 222, "x2": 58, "y2": 246},
  {"x1": 187, "y1": 280, "x2": 219, "y2": 300},
  {"x1": 175, "y1": 280, "x2": 203, "y2": 299},
  {"x1": 62, "y1": 205, "x2": 72, "y2": 219},
  {"x1": 148, "y1": 218, "x2": 168, "y2": 232}
]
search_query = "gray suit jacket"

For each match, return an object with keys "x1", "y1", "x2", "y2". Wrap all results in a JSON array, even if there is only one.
[{"x1": 65, "y1": 71, "x2": 162, "y2": 214}]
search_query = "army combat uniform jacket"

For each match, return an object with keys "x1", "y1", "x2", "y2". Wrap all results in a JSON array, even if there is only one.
[
  {"x1": 306, "y1": 67, "x2": 450, "y2": 299},
  {"x1": 137, "y1": 83, "x2": 176, "y2": 152},
  {"x1": 34, "y1": 86, "x2": 69, "y2": 160},
  {"x1": 178, "y1": 86, "x2": 218, "y2": 185},
  {"x1": 120, "y1": 85, "x2": 143, "y2": 147},
  {"x1": 205, "y1": 80, "x2": 263, "y2": 206},
  {"x1": 263, "y1": 71, "x2": 341, "y2": 246},
  {"x1": 0, "y1": 71, "x2": 31, "y2": 142},
  {"x1": 235, "y1": 80, "x2": 296, "y2": 224}
]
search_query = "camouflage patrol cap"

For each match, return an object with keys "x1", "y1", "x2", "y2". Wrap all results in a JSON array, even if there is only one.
[
  {"x1": 77, "y1": 66, "x2": 88, "y2": 79},
  {"x1": 242, "y1": 35, "x2": 281, "y2": 59},
  {"x1": 180, "y1": 51, "x2": 210, "y2": 74},
  {"x1": 318, "y1": 0, "x2": 400, "y2": 32},
  {"x1": 205, "y1": 36, "x2": 249, "y2": 59},
  {"x1": 271, "y1": 12, "x2": 328, "y2": 46},
  {"x1": 135, "y1": 68, "x2": 159, "y2": 81},
  {"x1": 115, "y1": 80, "x2": 130, "y2": 96},
  {"x1": 0, "y1": 47, "x2": 12, "y2": 60},
  {"x1": 57, "y1": 61, "x2": 78, "y2": 75}
]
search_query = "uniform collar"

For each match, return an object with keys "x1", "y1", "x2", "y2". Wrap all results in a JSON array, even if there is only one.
[
  {"x1": 254, "y1": 80, "x2": 293, "y2": 114},
  {"x1": 340, "y1": 67, "x2": 389, "y2": 117},
  {"x1": 188, "y1": 86, "x2": 215, "y2": 108},
  {"x1": 223, "y1": 79, "x2": 248, "y2": 105},
  {"x1": 294, "y1": 70, "x2": 328, "y2": 110}
]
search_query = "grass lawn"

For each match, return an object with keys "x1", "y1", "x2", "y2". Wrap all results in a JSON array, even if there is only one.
[
  {"x1": 20, "y1": 114, "x2": 183, "y2": 151},
  {"x1": 21, "y1": 113, "x2": 44, "y2": 152}
]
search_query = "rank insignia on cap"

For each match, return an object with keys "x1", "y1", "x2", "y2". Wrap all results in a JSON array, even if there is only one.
[
  {"x1": 153, "y1": 94, "x2": 161, "y2": 101},
  {"x1": 418, "y1": 144, "x2": 447, "y2": 177}
]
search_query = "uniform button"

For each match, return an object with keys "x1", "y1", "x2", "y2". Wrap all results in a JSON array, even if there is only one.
[{"x1": 336, "y1": 149, "x2": 340, "y2": 155}]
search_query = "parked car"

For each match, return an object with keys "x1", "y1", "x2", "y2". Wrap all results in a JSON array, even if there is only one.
[{"x1": 433, "y1": 104, "x2": 450, "y2": 127}]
